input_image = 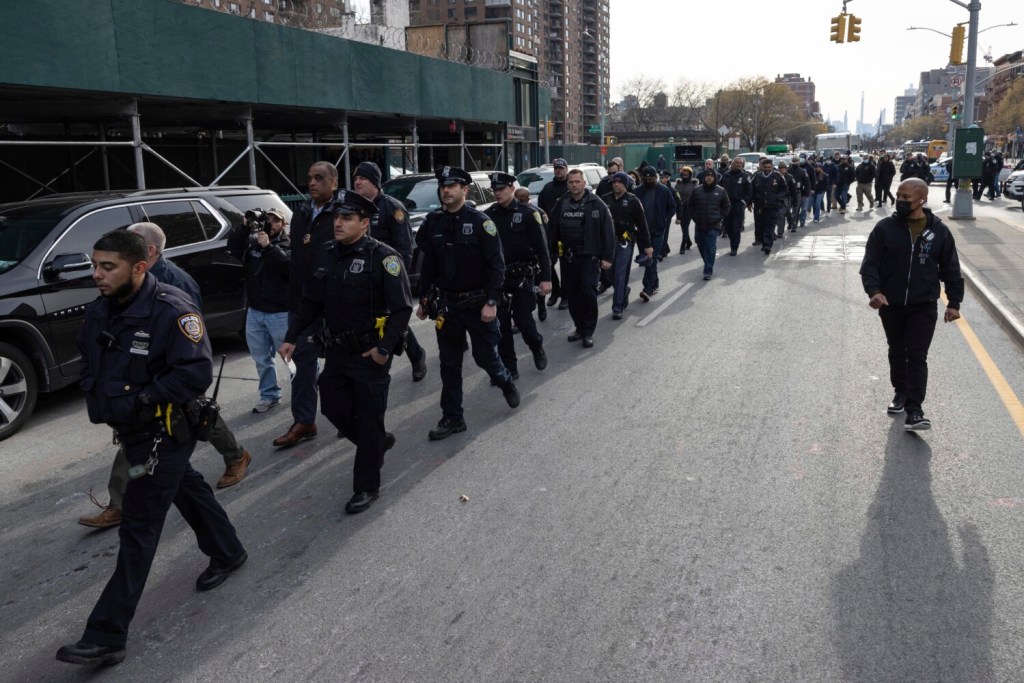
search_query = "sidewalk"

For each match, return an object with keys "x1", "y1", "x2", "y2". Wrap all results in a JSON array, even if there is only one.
[{"x1": 944, "y1": 205, "x2": 1024, "y2": 348}]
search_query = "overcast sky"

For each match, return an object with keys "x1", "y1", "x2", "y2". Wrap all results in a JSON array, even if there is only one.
[{"x1": 609, "y1": 0, "x2": 1021, "y2": 127}]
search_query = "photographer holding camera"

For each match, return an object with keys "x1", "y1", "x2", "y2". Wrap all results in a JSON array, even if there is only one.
[{"x1": 227, "y1": 208, "x2": 292, "y2": 414}]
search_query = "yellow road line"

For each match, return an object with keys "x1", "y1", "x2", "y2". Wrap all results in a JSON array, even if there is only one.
[{"x1": 947, "y1": 298, "x2": 1024, "y2": 440}]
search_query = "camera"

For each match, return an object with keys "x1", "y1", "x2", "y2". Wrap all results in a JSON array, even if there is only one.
[{"x1": 245, "y1": 209, "x2": 270, "y2": 235}]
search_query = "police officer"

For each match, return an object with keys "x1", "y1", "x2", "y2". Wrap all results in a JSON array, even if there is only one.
[
  {"x1": 485, "y1": 172, "x2": 551, "y2": 379},
  {"x1": 749, "y1": 157, "x2": 787, "y2": 255},
  {"x1": 279, "y1": 191, "x2": 412, "y2": 514},
  {"x1": 515, "y1": 186, "x2": 551, "y2": 322},
  {"x1": 720, "y1": 157, "x2": 752, "y2": 256},
  {"x1": 601, "y1": 171, "x2": 652, "y2": 320},
  {"x1": 416, "y1": 166, "x2": 520, "y2": 441},
  {"x1": 547, "y1": 168, "x2": 614, "y2": 347},
  {"x1": 273, "y1": 161, "x2": 338, "y2": 448},
  {"x1": 57, "y1": 230, "x2": 245, "y2": 667},
  {"x1": 353, "y1": 160, "x2": 428, "y2": 382},
  {"x1": 538, "y1": 158, "x2": 570, "y2": 309}
]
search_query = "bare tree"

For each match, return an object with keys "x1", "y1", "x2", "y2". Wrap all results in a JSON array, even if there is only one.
[
  {"x1": 725, "y1": 77, "x2": 804, "y2": 151},
  {"x1": 617, "y1": 75, "x2": 666, "y2": 132}
]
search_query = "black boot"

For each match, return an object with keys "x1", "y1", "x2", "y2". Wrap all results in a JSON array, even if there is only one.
[
  {"x1": 501, "y1": 380, "x2": 520, "y2": 408},
  {"x1": 56, "y1": 641, "x2": 126, "y2": 666},
  {"x1": 532, "y1": 345, "x2": 547, "y2": 370},
  {"x1": 429, "y1": 416, "x2": 467, "y2": 441}
]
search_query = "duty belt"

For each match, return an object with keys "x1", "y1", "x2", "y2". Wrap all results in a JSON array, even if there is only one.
[
  {"x1": 318, "y1": 328, "x2": 379, "y2": 354},
  {"x1": 504, "y1": 261, "x2": 538, "y2": 282},
  {"x1": 438, "y1": 289, "x2": 487, "y2": 309}
]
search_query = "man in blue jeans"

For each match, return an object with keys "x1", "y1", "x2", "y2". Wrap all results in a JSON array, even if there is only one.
[
  {"x1": 600, "y1": 171, "x2": 653, "y2": 319},
  {"x1": 633, "y1": 166, "x2": 676, "y2": 301},
  {"x1": 227, "y1": 208, "x2": 291, "y2": 413}
]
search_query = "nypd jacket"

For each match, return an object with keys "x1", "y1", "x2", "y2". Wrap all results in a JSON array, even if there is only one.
[
  {"x1": 547, "y1": 188, "x2": 615, "y2": 263},
  {"x1": 632, "y1": 181, "x2": 677, "y2": 234},
  {"x1": 77, "y1": 273, "x2": 212, "y2": 427},
  {"x1": 287, "y1": 200, "x2": 336, "y2": 311},
  {"x1": 750, "y1": 170, "x2": 788, "y2": 210},
  {"x1": 485, "y1": 200, "x2": 552, "y2": 281},
  {"x1": 369, "y1": 192, "x2": 415, "y2": 268},
  {"x1": 416, "y1": 203, "x2": 505, "y2": 302},
  {"x1": 859, "y1": 209, "x2": 964, "y2": 309},
  {"x1": 600, "y1": 190, "x2": 651, "y2": 250},
  {"x1": 720, "y1": 169, "x2": 752, "y2": 204},
  {"x1": 287, "y1": 235, "x2": 412, "y2": 353}
]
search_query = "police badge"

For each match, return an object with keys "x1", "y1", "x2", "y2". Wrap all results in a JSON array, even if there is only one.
[
  {"x1": 350, "y1": 259, "x2": 364, "y2": 274},
  {"x1": 177, "y1": 314, "x2": 205, "y2": 343},
  {"x1": 512, "y1": 213, "x2": 523, "y2": 223},
  {"x1": 463, "y1": 223, "x2": 474, "y2": 235}
]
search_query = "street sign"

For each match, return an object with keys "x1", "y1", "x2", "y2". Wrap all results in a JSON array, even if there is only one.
[
  {"x1": 588, "y1": 125, "x2": 601, "y2": 134},
  {"x1": 717, "y1": 125, "x2": 730, "y2": 137},
  {"x1": 953, "y1": 126, "x2": 984, "y2": 179},
  {"x1": 600, "y1": 146, "x2": 607, "y2": 155},
  {"x1": 950, "y1": 75, "x2": 964, "y2": 87}
]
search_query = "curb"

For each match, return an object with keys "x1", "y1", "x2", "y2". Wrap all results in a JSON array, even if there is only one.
[{"x1": 960, "y1": 262, "x2": 1024, "y2": 350}]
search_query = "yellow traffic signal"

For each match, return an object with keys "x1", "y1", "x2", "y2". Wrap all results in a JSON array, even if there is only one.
[
  {"x1": 847, "y1": 15, "x2": 862, "y2": 42},
  {"x1": 950, "y1": 24, "x2": 966, "y2": 65},
  {"x1": 830, "y1": 14, "x2": 847, "y2": 43}
]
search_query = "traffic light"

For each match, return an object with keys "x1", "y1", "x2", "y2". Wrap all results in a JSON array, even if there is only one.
[
  {"x1": 951, "y1": 105, "x2": 959, "y2": 120},
  {"x1": 604, "y1": 136, "x2": 616, "y2": 145},
  {"x1": 950, "y1": 24, "x2": 966, "y2": 65},
  {"x1": 830, "y1": 14, "x2": 847, "y2": 43},
  {"x1": 847, "y1": 15, "x2": 862, "y2": 42}
]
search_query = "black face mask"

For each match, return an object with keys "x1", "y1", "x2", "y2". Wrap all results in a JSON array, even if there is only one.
[{"x1": 895, "y1": 199, "x2": 916, "y2": 218}]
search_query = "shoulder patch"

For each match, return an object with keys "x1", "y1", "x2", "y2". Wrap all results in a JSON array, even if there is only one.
[
  {"x1": 393, "y1": 209, "x2": 405, "y2": 223},
  {"x1": 383, "y1": 254, "x2": 402, "y2": 276},
  {"x1": 483, "y1": 220, "x2": 498, "y2": 237},
  {"x1": 533, "y1": 211, "x2": 542, "y2": 225},
  {"x1": 177, "y1": 313, "x2": 205, "y2": 343}
]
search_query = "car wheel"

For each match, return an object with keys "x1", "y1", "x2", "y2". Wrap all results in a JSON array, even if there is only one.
[{"x1": 0, "y1": 342, "x2": 39, "y2": 441}]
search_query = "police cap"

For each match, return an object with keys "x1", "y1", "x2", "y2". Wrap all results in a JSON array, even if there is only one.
[
  {"x1": 436, "y1": 166, "x2": 472, "y2": 186},
  {"x1": 659, "y1": 170, "x2": 671, "y2": 178},
  {"x1": 489, "y1": 172, "x2": 517, "y2": 189},
  {"x1": 328, "y1": 189, "x2": 378, "y2": 217}
]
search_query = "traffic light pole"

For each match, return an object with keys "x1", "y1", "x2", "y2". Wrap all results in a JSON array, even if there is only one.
[{"x1": 950, "y1": 0, "x2": 980, "y2": 221}]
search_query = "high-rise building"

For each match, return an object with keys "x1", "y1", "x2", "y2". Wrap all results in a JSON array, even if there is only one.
[
  {"x1": 914, "y1": 66, "x2": 990, "y2": 119},
  {"x1": 773, "y1": 73, "x2": 820, "y2": 117},
  {"x1": 182, "y1": 0, "x2": 350, "y2": 27},
  {"x1": 409, "y1": 0, "x2": 542, "y2": 55},
  {"x1": 894, "y1": 85, "x2": 917, "y2": 123}
]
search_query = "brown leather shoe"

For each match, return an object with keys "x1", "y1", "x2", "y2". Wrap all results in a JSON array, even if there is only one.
[
  {"x1": 216, "y1": 449, "x2": 251, "y2": 489},
  {"x1": 272, "y1": 423, "x2": 317, "y2": 448},
  {"x1": 78, "y1": 507, "x2": 121, "y2": 529}
]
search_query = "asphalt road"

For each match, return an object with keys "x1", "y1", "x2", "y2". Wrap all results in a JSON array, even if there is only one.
[{"x1": 3, "y1": 195, "x2": 1024, "y2": 682}]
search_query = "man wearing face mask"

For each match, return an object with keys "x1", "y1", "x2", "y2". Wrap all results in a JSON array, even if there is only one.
[
  {"x1": 720, "y1": 157, "x2": 752, "y2": 256},
  {"x1": 859, "y1": 178, "x2": 964, "y2": 431},
  {"x1": 749, "y1": 157, "x2": 787, "y2": 255},
  {"x1": 633, "y1": 165, "x2": 677, "y2": 301},
  {"x1": 687, "y1": 166, "x2": 731, "y2": 280},
  {"x1": 674, "y1": 166, "x2": 697, "y2": 252}
]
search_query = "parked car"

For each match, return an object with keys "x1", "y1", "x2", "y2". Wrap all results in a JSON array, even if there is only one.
[
  {"x1": 1001, "y1": 159, "x2": 1024, "y2": 193},
  {"x1": 929, "y1": 161, "x2": 950, "y2": 185},
  {"x1": 0, "y1": 185, "x2": 290, "y2": 440},
  {"x1": 380, "y1": 170, "x2": 498, "y2": 291},
  {"x1": 1004, "y1": 163, "x2": 1024, "y2": 204},
  {"x1": 516, "y1": 163, "x2": 607, "y2": 201}
]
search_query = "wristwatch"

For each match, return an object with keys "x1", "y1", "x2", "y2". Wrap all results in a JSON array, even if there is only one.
[{"x1": 485, "y1": 298, "x2": 498, "y2": 307}]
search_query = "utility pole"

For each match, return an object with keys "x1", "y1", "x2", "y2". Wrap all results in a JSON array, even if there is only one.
[{"x1": 951, "y1": 0, "x2": 980, "y2": 220}]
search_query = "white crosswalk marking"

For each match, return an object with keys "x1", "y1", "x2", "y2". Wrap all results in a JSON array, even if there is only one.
[{"x1": 773, "y1": 235, "x2": 866, "y2": 262}]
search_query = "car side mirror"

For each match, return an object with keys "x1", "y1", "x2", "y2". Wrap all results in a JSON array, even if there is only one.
[{"x1": 45, "y1": 253, "x2": 93, "y2": 274}]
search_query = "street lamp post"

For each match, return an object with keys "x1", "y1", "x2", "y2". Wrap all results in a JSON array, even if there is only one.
[{"x1": 950, "y1": 0, "x2": 981, "y2": 219}]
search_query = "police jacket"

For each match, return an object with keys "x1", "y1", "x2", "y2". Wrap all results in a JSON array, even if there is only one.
[
  {"x1": 687, "y1": 182, "x2": 731, "y2": 232},
  {"x1": 632, "y1": 181, "x2": 676, "y2": 234},
  {"x1": 838, "y1": 163, "x2": 857, "y2": 185},
  {"x1": 877, "y1": 160, "x2": 897, "y2": 185},
  {"x1": 226, "y1": 226, "x2": 290, "y2": 313},
  {"x1": 287, "y1": 200, "x2": 336, "y2": 311},
  {"x1": 149, "y1": 256, "x2": 202, "y2": 310},
  {"x1": 720, "y1": 169, "x2": 752, "y2": 204},
  {"x1": 899, "y1": 159, "x2": 923, "y2": 181},
  {"x1": 538, "y1": 177, "x2": 569, "y2": 216},
  {"x1": 77, "y1": 273, "x2": 212, "y2": 427},
  {"x1": 484, "y1": 200, "x2": 551, "y2": 281},
  {"x1": 600, "y1": 190, "x2": 651, "y2": 250},
  {"x1": 286, "y1": 235, "x2": 412, "y2": 353},
  {"x1": 369, "y1": 192, "x2": 415, "y2": 268},
  {"x1": 416, "y1": 202, "x2": 505, "y2": 302},
  {"x1": 855, "y1": 162, "x2": 876, "y2": 184},
  {"x1": 750, "y1": 170, "x2": 788, "y2": 210},
  {"x1": 859, "y1": 209, "x2": 964, "y2": 309},
  {"x1": 547, "y1": 188, "x2": 615, "y2": 263},
  {"x1": 789, "y1": 164, "x2": 811, "y2": 197}
]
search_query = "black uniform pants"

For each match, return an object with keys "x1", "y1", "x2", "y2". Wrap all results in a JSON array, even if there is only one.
[
  {"x1": 754, "y1": 206, "x2": 778, "y2": 250},
  {"x1": 436, "y1": 306, "x2": 510, "y2": 420},
  {"x1": 727, "y1": 201, "x2": 745, "y2": 252},
  {"x1": 404, "y1": 328, "x2": 424, "y2": 365},
  {"x1": 879, "y1": 302, "x2": 938, "y2": 414},
  {"x1": 560, "y1": 255, "x2": 600, "y2": 337},
  {"x1": 498, "y1": 285, "x2": 543, "y2": 373},
  {"x1": 83, "y1": 430, "x2": 244, "y2": 648},
  {"x1": 319, "y1": 350, "x2": 391, "y2": 494}
]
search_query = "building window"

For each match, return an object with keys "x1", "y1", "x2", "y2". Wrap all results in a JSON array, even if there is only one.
[
  {"x1": 263, "y1": 0, "x2": 272, "y2": 4},
  {"x1": 315, "y1": 2, "x2": 323, "y2": 12},
  {"x1": 279, "y1": 0, "x2": 287, "y2": 7},
  {"x1": 265, "y1": 10, "x2": 275, "y2": 20},
  {"x1": 465, "y1": 6, "x2": 477, "y2": 16},
  {"x1": 448, "y1": 8, "x2": 456, "y2": 17},
  {"x1": 227, "y1": 2, "x2": 240, "y2": 13},
  {"x1": 329, "y1": 6, "x2": 341, "y2": 16}
]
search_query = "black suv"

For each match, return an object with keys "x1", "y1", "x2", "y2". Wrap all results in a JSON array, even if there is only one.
[{"x1": 0, "y1": 186, "x2": 291, "y2": 440}]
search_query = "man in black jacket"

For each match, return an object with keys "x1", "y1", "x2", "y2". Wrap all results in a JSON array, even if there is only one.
[
  {"x1": 538, "y1": 158, "x2": 570, "y2": 309},
  {"x1": 227, "y1": 209, "x2": 291, "y2": 415},
  {"x1": 854, "y1": 157, "x2": 876, "y2": 211},
  {"x1": 788, "y1": 156, "x2": 811, "y2": 230},
  {"x1": 749, "y1": 157, "x2": 787, "y2": 255},
  {"x1": 548, "y1": 169, "x2": 614, "y2": 347},
  {"x1": 720, "y1": 158, "x2": 752, "y2": 256},
  {"x1": 273, "y1": 161, "x2": 338, "y2": 448},
  {"x1": 687, "y1": 169, "x2": 731, "y2": 280},
  {"x1": 601, "y1": 171, "x2": 652, "y2": 320},
  {"x1": 859, "y1": 178, "x2": 964, "y2": 431}
]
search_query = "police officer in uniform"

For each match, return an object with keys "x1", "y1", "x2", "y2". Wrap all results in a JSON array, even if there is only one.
[
  {"x1": 484, "y1": 172, "x2": 551, "y2": 379},
  {"x1": 416, "y1": 166, "x2": 520, "y2": 441},
  {"x1": 57, "y1": 230, "x2": 245, "y2": 666},
  {"x1": 601, "y1": 171, "x2": 653, "y2": 320},
  {"x1": 353, "y1": 161, "x2": 428, "y2": 382},
  {"x1": 279, "y1": 191, "x2": 412, "y2": 514}
]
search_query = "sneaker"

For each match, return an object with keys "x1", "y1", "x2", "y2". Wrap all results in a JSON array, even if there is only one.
[
  {"x1": 612, "y1": 311, "x2": 622, "y2": 320},
  {"x1": 252, "y1": 398, "x2": 280, "y2": 414},
  {"x1": 904, "y1": 411, "x2": 931, "y2": 431},
  {"x1": 887, "y1": 392, "x2": 905, "y2": 414},
  {"x1": 639, "y1": 290, "x2": 651, "y2": 303},
  {"x1": 596, "y1": 281, "x2": 609, "y2": 294}
]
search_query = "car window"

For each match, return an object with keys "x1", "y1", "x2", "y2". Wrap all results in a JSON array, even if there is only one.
[
  {"x1": 0, "y1": 203, "x2": 73, "y2": 274},
  {"x1": 478, "y1": 184, "x2": 495, "y2": 203},
  {"x1": 516, "y1": 170, "x2": 551, "y2": 193},
  {"x1": 219, "y1": 193, "x2": 292, "y2": 223},
  {"x1": 139, "y1": 200, "x2": 208, "y2": 248},
  {"x1": 51, "y1": 206, "x2": 135, "y2": 263},
  {"x1": 584, "y1": 169, "x2": 602, "y2": 186},
  {"x1": 381, "y1": 177, "x2": 441, "y2": 212},
  {"x1": 192, "y1": 201, "x2": 224, "y2": 238},
  {"x1": 467, "y1": 182, "x2": 484, "y2": 205}
]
